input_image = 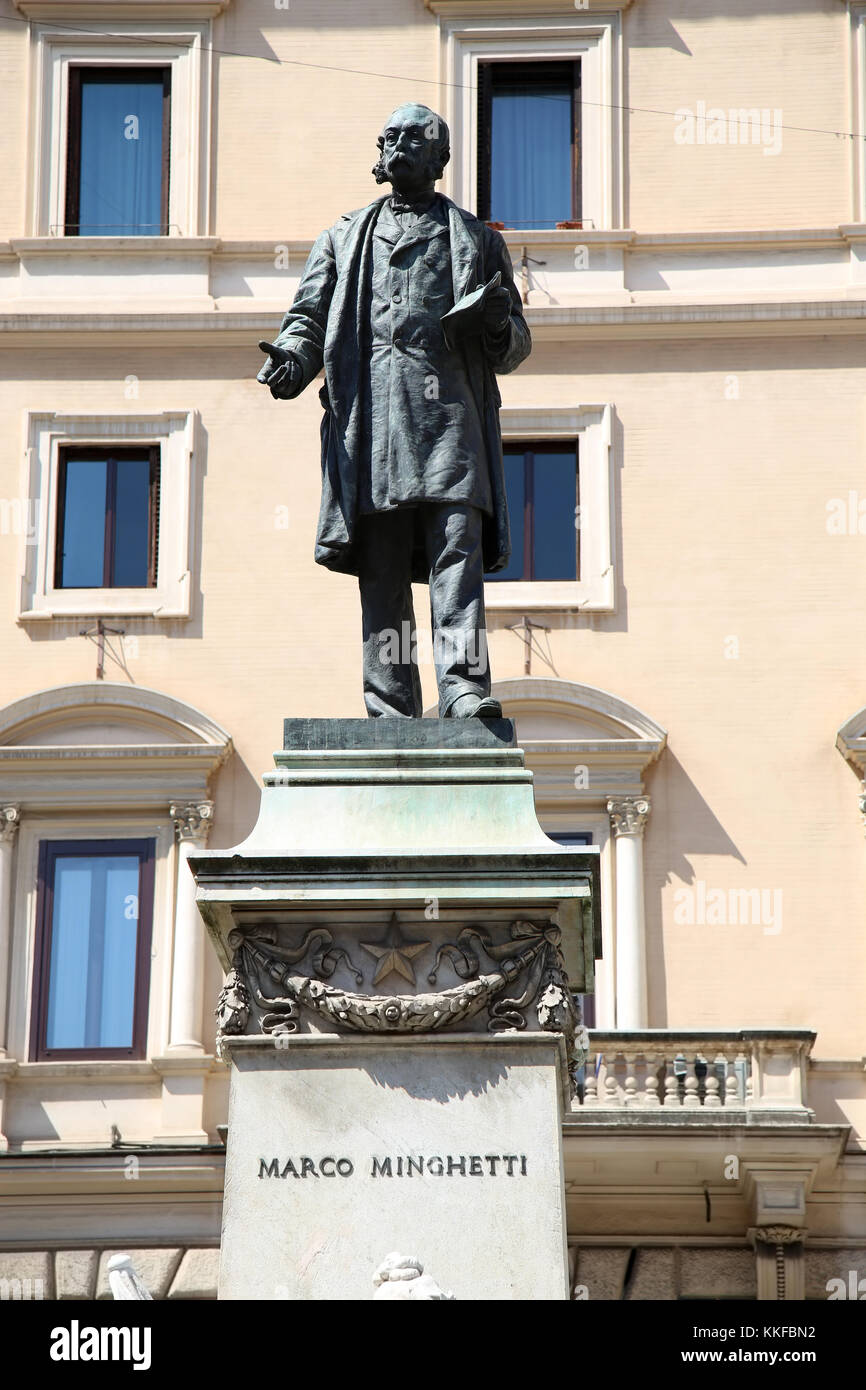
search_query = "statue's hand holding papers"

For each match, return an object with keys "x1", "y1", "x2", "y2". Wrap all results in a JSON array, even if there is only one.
[{"x1": 441, "y1": 271, "x2": 511, "y2": 350}]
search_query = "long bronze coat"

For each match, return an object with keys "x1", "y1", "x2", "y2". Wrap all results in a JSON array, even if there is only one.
[{"x1": 267, "y1": 194, "x2": 531, "y2": 580}]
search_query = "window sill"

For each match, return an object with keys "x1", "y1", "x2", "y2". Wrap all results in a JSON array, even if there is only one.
[
  {"x1": 11, "y1": 236, "x2": 220, "y2": 255},
  {"x1": 19, "y1": 583, "x2": 191, "y2": 622},
  {"x1": 13, "y1": 1060, "x2": 158, "y2": 1081},
  {"x1": 501, "y1": 229, "x2": 633, "y2": 247},
  {"x1": 426, "y1": 0, "x2": 636, "y2": 13},
  {"x1": 485, "y1": 576, "x2": 614, "y2": 612}
]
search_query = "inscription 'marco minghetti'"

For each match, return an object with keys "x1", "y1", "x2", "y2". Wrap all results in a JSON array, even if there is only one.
[{"x1": 257, "y1": 1153, "x2": 529, "y2": 1180}]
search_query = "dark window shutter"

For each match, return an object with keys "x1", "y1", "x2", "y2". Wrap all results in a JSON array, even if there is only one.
[
  {"x1": 148, "y1": 447, "x2": 160, "y2": 587},
  {"x1": 573, "y1": 59, "x2": 582, "y2": 223},
  {"x1": 64, "y1": 67, "x2": 82, "y2": 235},
  {"x1": 161, "y1": 69, "x2": 171, "y2": 235},
  {"x1": 476, "y1": 61, "x2": 493, "y2": 221}
]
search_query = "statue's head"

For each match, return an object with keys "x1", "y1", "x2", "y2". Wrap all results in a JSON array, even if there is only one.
[{"x1": 373, "y1": 104, "x2": 451, "y2": 192}]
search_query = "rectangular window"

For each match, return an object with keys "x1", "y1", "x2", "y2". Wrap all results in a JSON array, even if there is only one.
[
  {"x1": 490, "y1": 442, "x2": 579, "y2": 581},
  {"x1": 477, "y1": 60, "x2": 581, "y2": 229},
  {"x1": 31, "y1": 839, "x2": 155, "y2": 1060},
  {"x1": 55, "y1": 446, "x2": 160, "y2": 589},
  {"x1": 65, "y1": 66, "x2": 171, "y2": 235}
]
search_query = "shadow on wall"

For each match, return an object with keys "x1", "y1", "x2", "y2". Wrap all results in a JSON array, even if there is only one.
[
  {"x1": 207, "y1": 752, "x2": 262, "y2": 852},
  {"x1": 644, "y1": 748, "x2": 746, "y2": 1028},
  {"x1": 363, "y1": 1055, "x2": 510, "y2": 1103}
]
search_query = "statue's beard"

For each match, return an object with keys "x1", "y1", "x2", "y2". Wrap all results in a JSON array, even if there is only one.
[{"x1": 373, "y1": 150, "x2": 439, "y2": 188}]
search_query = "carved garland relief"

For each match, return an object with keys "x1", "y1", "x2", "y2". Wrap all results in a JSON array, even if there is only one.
[{"x1": 215, "y1": 913, "x2": 587, "y2": 1088}]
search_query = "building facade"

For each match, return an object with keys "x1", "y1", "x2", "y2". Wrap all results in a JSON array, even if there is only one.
[{"x1": 0, "y1": 0, "x2": 864, "y2": 1300}]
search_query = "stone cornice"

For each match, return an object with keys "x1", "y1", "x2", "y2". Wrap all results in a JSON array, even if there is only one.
[
  {"x1": 0, "y1": 1146, "x2": 225, "y2": 1196},
  {"x1": 526, "y1": 299, "x2": 866, "y2": 340},
  {"x1": 836, "y1": 710, "x2": 866, "y2": 777},
  {"x1": 10, "y1": 226, "x2": 866, "y2": 258},
  {"x1": 0, "y1": 745, "x2": 229, "y2": 812},
  {"x1": 0, "y1": 744, "x2": 228, "y2": 765},
  {"x1": 808, "y1": 1057, "x2": 866, "y2": 1073},
  {"x1": 3, "y1": 226, "x2": 866, "y2": 346},
  {"x1": 834, "y1": 711, "x2": 866, "y2": 835},
  {"x1": 4, "y1": 299, "x2": 866, "y2": 346}
]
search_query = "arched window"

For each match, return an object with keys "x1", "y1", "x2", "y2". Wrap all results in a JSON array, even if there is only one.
[{"x1": 0, "y1": 683, "x2": 231, "y2": 1148}]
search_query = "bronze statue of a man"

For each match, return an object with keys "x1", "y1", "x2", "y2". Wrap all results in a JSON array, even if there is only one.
[{"x1": 257, "y1": 103, "x2": 531, "y2": 718}]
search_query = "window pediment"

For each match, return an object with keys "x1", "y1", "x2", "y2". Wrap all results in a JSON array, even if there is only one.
[
  {"x1": 14, "y1": 0, "x2": 230, "y2": 16},
  {"x1": 495, "y1": 676, "x2": 666, "y2": 744},
  {"x1": 489, "y1": 677, "x2": 666, "y2": 810},
  {"x1": 0, "y1": 683, "x2": 231, "y2": 808}
]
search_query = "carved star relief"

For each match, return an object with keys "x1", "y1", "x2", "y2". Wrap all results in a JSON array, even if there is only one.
[{"x1": 361, "y1": 914, "x2": 430, "y2": 987}]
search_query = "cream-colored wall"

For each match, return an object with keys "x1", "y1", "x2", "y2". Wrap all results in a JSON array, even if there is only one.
[
  {"x1": 0, "y1": 2, "x2": 28, "y2": 239},
  {"x1": 625, "y1": 0, "x2": 852, "y2": 231},
  {"x1": 492, "y1": 336, "x2": 866, "y2": 1054},
  {"x1": 212, "y1": 0, "x2": 438, "y2": 240},
  {"x1": 213, "y1": 0, "x2": 857, "y2": 236},
  {"x1": 214, "y1": 0, "x2": 855, "y2": 235},
  {"x1": 1, "y1": 333, "x2": 865, "y2": 1057},
  {"x1": 0, "y1": 0, "x2": 858, "y2": 243}
]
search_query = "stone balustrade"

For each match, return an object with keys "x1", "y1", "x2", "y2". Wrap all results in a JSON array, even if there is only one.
[{"x1": 573, "y1": 1030, "x2": 815, "y2": 1119}]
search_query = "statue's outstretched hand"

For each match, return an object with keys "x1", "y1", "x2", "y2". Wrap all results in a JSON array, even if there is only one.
[{"x1": 257, "y1": 341, "x2": 303, "y2": 399}]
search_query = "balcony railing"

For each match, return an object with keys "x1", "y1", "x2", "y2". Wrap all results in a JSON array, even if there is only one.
[{"x1": 571, "y1": 1030, "x2": 815, "y2": 1118}]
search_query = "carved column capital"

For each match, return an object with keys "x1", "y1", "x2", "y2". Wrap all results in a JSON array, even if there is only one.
[
  {"x1": 0, "y1": 806, "x2": 20, "y2": 845},
  {"x1": 748, "y1": 1226, "x2": 807, "y2": 1300},
  {"x1": 170, "y1": 801, "x2": 214, "y2": 844},
  {"x1": 607, "y1": 796, "x2": 650, "y2": 838},
  {"x1": 749, "y1": 1225, "x2": 805, "y2": 1247}
]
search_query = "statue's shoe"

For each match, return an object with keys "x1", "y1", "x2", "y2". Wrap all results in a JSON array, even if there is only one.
[{"x1": 447, "y1": 694, "x2": 503, "y2": 720}]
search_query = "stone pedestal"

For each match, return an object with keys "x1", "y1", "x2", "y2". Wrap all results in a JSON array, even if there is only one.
[
  {"x1": 191, "y1": 719, "x2": 600, "y2": 1301},
  {"x1": 220, "y1": 1033, "x2": 569, "y2": 1301}
]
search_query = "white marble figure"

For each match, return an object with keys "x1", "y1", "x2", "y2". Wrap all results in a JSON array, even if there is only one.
[
  {"x1": 107, "y1": 1254, "x2": 153, "y2": 1301},
  {"x1": 372, "y1": 1252, "x2": 455, "y2": 1300}
]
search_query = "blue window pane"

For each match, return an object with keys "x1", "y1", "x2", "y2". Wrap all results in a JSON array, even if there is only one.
[
  {"x1": 490, "y1": 68, "x2": 573, "y2": 230},
  {"x1": 77, "y1": 71, "x2": 166, "y2": 235},
  {"x1": 59, "y1": 456, "x2": 106, "y2": 586},
  {"x1": 533, "y1": 451, "x2": 578, "y2": 580},
  {"x1": 113, "y1": 456, "x2": 152, "y2": 586},
  {"x1": 46, "y1": 855, "x2": 140, "y2": 1050},
  {"x1": 490, "y1": 449, "x2": 525, "y2": 579}
]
